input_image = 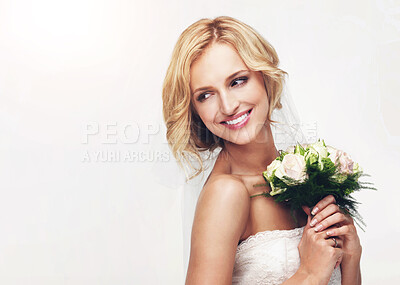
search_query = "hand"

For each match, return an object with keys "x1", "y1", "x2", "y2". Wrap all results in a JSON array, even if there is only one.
[
  {"x1": 297, "y1": 206, "x2": 344, "y2": 284},
  {"x1": 308, "y1": 195, "x2": 362, "y2": 260}
]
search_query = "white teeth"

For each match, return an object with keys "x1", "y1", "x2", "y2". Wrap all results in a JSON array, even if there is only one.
[{"x1": 225, "y1": 112, "x2": 249, "y2": 125}]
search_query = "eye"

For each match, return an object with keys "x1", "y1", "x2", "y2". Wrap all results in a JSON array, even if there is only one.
[
  {"x1": 231, "y1": 76, "x2": 248, "y2": 87},
  {"x1": 197, "y1": 92, "x2": 211, "y2": 102}
]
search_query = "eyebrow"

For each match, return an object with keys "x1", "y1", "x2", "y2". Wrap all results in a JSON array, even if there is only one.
[{"x1": 192, "y1": 69, "x2": 249, "y2": 95}]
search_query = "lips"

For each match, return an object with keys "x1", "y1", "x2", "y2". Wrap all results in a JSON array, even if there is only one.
[
  {"x1": 221, "y1": 109, "x2": 251, "y2": 122},
  {"x1": 221, "y1": 108, "x2": 252, "y2": 130}
]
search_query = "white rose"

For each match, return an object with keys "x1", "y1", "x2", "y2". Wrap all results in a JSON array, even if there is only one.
[
  {"x1": 275, "y1": 153, "x2": 308, "y2": 185},
  {"x1": 308, "y1": 140, "x2": 328, "y2": 158},
  {"x1": 263, "y1": 159, "x2": 287, "y2": 196},
  {"x1": 327, "y1": 145, "x2": 340, "y2": 164},
  {"x1": 263, "y1": 159, "x2": 282, "y2": 181},
  {"x1": 304, "y1": 140, "x2": 328, "y2": 170}
]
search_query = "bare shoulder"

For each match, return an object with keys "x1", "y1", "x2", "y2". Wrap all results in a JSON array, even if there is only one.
[
  {"x1": 201, "y1": 173, "x2": 249, "y2": 205},
  {"x1": 186, "y1": 174, "x2": 250, "y2": 284},
  {"x1": 195, "y1": 174, "x2": 250, "y2": 236}
]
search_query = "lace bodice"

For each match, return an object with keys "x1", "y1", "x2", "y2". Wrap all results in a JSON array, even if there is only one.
[{"x1": 232, "y1": 226, "x2": 341, "y2": 285}]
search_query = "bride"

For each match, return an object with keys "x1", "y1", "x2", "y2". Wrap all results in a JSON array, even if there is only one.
[{"x1": 162, "y1": 16, "x2": 362, "y2": 284}]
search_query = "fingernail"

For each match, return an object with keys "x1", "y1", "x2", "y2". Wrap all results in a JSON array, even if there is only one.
[
  {"x1": 314, "y1": 224, "x2": 323, "y2": 232},
  {"x1": 310, "y1": 219, "x2": 317, "y2": 227},
  {"x1": 311, "y1": 207, "x2": 319, "y2": 215},
  {"x1": 326, "y1": 231, "x2": 331, "y2": 236}
]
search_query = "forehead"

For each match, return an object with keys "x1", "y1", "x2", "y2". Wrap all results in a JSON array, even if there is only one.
[{"x1": 190, "y1": 43, "x2": 248, "y2": 91}]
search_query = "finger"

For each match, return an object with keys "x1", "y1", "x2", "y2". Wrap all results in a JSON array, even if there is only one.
[
  {"x1": 340, "y1": 211, "x2": 355, "y2": 225},
  {"x1": 335, "y1": 252, "x2": 343, "y2": 269},
  {"x1": 326, "y1": 237, "x2": 343, "y2": 248},
  {"x1": 313, "y1": 212, "x2": 346, "y2": 232},
  {"x1": 334, "y1": 250, "x2": 343, "y2": 269},
  {"x1": 310, "y1": 203, "x2": 340, "y2": 228},
  {"x1": 325, "y1": 224, "x2": 355, "y2": 237},
  {"x1": 302, "y1": 206, "x2": 312, "y2": 230},
  {"x1": 302, "y1": 205, "x2": 311, "y2": 216},
  {"x1": 311, "y1": 195, "x2": 336, "y2": 215}
]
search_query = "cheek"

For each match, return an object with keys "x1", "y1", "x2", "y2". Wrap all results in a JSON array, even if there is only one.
[
  {"x1": 200, "y1": 114, "x2": 217, "y2": 131},
  {"x1": 196, "y1": 105, "x2": 217, "y2": 124},
  {"x1": 252, "y1": 88, "x2": 270, "y2": 120},
  {"x1": 250, "y1": 86, "x2": 269, "y2": 108},
  {"x1": 257, "y1": 85, "x2": 269, "y2": 107}
]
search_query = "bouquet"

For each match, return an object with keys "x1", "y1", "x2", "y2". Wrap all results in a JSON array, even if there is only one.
[{"x1": 251, "y1": 139, "x2": 376, "y2": 230}]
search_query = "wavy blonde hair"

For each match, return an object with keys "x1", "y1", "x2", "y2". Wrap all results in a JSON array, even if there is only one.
[{"x1": 162, "y1": 16, "x2": 287, "y2": 179}]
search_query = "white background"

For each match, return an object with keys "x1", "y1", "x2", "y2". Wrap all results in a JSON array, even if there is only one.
[{"x1": 0, "y1": 0, "x2": 399, "y2": 284}]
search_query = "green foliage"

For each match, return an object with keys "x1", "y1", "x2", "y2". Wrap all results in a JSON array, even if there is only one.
[
  {"x1": 253, "y1": 140, "x2": 377, "y2": 231},
  {"x1": 257, "y1": 154, "x2": 376, "y2": 231}
]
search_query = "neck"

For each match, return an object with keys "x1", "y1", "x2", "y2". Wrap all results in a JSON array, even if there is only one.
[{"x1": 220, "y1": 123, "x2": 280, "y2": 176}]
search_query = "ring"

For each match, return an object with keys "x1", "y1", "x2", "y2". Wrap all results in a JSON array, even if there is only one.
[{"x1": 331, "y1": 237, "x2": 338, "y2": 248}]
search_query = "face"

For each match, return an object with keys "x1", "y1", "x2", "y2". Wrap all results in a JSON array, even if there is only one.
[{"x1": 190, "y1": 42, "x2": 270, "y2": 146}]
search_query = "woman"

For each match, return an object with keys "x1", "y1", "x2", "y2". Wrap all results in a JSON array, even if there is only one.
[{"x1": 162, "y1": 16, "x2": 362, "y2": 284}]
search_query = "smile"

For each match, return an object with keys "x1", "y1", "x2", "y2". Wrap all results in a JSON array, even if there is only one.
[{"x1": 221, "y1": 109, "x2": 252, "y2": 130}]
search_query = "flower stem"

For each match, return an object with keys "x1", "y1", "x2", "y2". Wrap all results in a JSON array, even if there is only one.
[
  {"x1": 253, "y1": 183, "x2": 268, "y2": 187},
  {"x1": 250, "y1": 192, "x2": 271, "y2": 198}
]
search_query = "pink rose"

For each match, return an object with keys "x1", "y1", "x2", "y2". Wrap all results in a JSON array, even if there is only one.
[{"x1": 327, "y1": 146, "x2": 354, "y2": 174}]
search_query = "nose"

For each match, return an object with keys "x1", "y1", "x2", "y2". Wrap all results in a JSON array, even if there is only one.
[{"x1": 219, "y1": 90, "x2": 239, "y2": 116}]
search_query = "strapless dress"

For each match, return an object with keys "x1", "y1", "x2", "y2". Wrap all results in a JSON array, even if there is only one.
[{"x1": 232, "y1": 226, "x2": 341, "y2": 284}]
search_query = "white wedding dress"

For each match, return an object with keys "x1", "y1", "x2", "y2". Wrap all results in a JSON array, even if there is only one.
[{"x1": 232, "y1": 226, "x2": 342, "y2": 285}]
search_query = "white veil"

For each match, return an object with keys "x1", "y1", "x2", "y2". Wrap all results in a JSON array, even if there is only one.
[{"x1": 151, "y1": 83, "x2": 309, "y2": 279}]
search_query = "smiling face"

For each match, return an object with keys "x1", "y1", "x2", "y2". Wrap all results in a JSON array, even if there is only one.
[{"x1": 190, "y1": 42, "x2": 270, "y2": 146}]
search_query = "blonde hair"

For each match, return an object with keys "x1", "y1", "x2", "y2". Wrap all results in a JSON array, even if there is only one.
[{"x1": 162, "y1": 16, "x2": 287, "y2": 179}]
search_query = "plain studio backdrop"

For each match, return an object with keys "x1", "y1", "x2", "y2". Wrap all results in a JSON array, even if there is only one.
[{"x1": 0, "y1": 0, "x2": 399, "y2": 284}]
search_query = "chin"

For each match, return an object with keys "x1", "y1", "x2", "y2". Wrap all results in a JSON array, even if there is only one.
[
  {"x1": 209, "y1": 122, "x2": 265, "y2": 146},
  {"x1": 223, "y1": 134, "x2": 256, "y2": 146}
]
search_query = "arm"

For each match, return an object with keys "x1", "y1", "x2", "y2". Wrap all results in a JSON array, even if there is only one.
[
  {"x1": 185, "y1": 176, "x2": 250, "y2": 285},
  {"x1": 280, "y1": 269, "x2": 320, "y2": 285},
  {"x1": 340, "y1": 250, "x2": 362, "y2": 285}
]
